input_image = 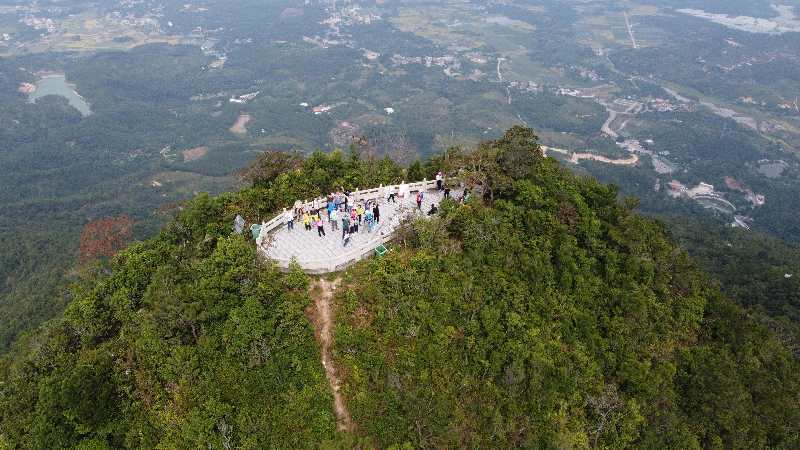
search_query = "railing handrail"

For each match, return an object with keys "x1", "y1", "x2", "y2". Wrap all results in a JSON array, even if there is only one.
[
  {"x1": 256, "y1": 178, "x2": 448, "y2": 233},
  {"x1": 254, "y1": 177, "x2": 460, "y2": 264}
]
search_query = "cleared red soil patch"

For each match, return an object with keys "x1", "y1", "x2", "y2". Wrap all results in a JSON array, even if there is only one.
[
  {"x1": 725, "y1": 176, "x2": 743, "y2": 191},
  {"x1": 230, "y1": 113, "x2": 251, "y2": 135},
  {"x1": 182, "y1": 146, "x2": 208, "y2": 162}
]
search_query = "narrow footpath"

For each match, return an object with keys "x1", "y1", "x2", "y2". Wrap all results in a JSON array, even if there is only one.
[{"x1": 308, "y1": 277, "x2": 353, "y2": 432}]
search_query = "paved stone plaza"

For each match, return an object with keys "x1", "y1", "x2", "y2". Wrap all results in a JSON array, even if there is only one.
[{"x1": 260, "y1": 186, "x2": 457, "y2": 273}]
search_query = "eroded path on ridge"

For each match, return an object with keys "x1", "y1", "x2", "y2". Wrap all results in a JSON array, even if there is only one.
[{"x1": 308, "y1": 277, "x2": 353, "y2": 432}]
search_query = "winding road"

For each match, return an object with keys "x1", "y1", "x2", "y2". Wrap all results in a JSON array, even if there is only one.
[{"x1": 541, "y1": 145, "x2": 639, "y2": 166}]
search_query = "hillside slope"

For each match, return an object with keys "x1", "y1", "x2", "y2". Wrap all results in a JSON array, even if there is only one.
[
  {"x1": 332, "y1": 128, "x2": 799, "y2": 447},
  {"x1": 1, "y1": 128, "x2": 798, "y2": 448}
]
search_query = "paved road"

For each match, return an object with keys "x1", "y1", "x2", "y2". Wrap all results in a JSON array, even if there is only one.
[{"x1": 624, "y1": 12, "x2": 639, "y2": 49}]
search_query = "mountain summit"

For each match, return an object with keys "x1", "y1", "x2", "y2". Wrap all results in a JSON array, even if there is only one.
[{"x1": 1, "y1": 128, "x2": 797, "y2": 448}]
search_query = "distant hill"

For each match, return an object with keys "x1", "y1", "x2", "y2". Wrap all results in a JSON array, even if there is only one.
[{"x1": 1, "y1": 127, "x2": 797, "y2": 448}]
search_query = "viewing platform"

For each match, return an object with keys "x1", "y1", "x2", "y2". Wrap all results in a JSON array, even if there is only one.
[{"x1": 256, "y1": 180, "x2": 460, "y2": 274}]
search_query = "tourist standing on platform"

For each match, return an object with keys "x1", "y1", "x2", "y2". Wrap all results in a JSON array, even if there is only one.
[
  {"x1": 387, "y1": 185, "x2": 396, "y2": 203},
  {"x1": 460, "y1": 188, "x2": 470, "y2": 204},
  {"x1": 350, "y1": 209, "x2": 359, "y2": 233},
  {"x1": 373, "y1": 203, "x2": 380, "y2": 223},
  {"x1": 327, "y1": 198, "x2": 335, "y2": 222},
  {"x1": 285, "y1": 209, "x2": 294, "y2": 231},
  {"x1": 365, "y1": 208, "x2": 374, "y2": 232},
  {"x1": 316, "y1": 217, "x2": 326, "y2": 237},
  {"x1": 341, "y1": 213, "x2": 350, "y2": 239},
  {"x1": 342, "y1": 229, "x2": 351, "y2": 247},
  {"x1": 356, "y1": 204, "x2": 364, "y2": 224},
  {"x1": 416, "y1": 191, "x2": 424, "y2": 210},
  {"x1": 330, "y1": 208, "x2": 339, "y2": 231},
  {"x1": 444, "y1": 186, "x2": 451, "y2": 199},
  {"x1": 303, "y1": 211, "x2": 312, "y2": 231},
  {"x1": 398, "y1": 182, "x2": 409, "y2": 202},
  {"x1": 436, "y1": 171, "x2": 443, "y2": 190}
]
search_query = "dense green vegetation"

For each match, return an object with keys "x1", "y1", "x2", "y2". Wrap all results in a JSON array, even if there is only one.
[
  {"x1": 0, "y1": 233, "x2": 338, "y2": 447},
  {"x1": 0, "y1": 146, "x2": 409, "y2": 447},
  {"x1": 0, "y1": 22, "x2": 507, "y2": 350},
  {"x1": 331, "y1": 128, "x2": 799, "y2": 447},
  {"x1": 667, "y1": 217, "x2": 800, "y2": 348},
  {"x1": 1, "y1": 3, "x2": 799, "y2": 445},
  {"x1": 1, "y1": 127, "x2": 798, "y2": 447},
  {"x1": 3, "y1": 0, "x2": 800, "y2": 354}
]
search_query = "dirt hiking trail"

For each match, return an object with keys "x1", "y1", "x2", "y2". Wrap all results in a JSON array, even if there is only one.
[{"x1": 309, "y1": 277, "x2": 353, "y2": 432}]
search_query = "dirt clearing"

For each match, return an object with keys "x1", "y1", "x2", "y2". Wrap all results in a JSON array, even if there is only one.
[
  {"x1": 230, "y1": 113, "x2": 251, "y2": 135},
  {"x1": 181, "y1": 146, "x2": 208, "y2": 162}
]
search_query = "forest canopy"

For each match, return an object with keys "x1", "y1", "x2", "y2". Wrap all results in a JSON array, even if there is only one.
[{"x1": 0, "y1": 127, "x2": 797, "y2": 448}]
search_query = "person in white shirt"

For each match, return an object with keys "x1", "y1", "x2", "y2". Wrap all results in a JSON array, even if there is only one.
[
  {"x1": 330, "y1": 208, "x2": 339, "y2": 231},
  {"x1": 284, "y1": 209, "x2": 294, "y2": 231},
  {"x1": 398, "y1": 182, "x2": 409, "y2": 201},
  {"x1": 386, "y1": 185, "x2": 396, "y2": 203}
]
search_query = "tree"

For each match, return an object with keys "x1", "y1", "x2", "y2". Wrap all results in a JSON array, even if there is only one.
[
  {"x1": 78, "y1": 215, "x2": 134, "y2": 264},
  {"x1": 407, "y1": 160, "x2": 425, "y2": 181},
  {"x1": 239, "y1": 150, "x2": 303, "y2": 188},
  {"x1": 454, "y1": 126, "x2": 543, "y2": 203}
]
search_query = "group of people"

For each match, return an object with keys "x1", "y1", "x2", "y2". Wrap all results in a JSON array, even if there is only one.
[
  {"x1": 435, "y1": 171, "x2": 456, "y2": 204},
  {"x1": 281, "y1": 175, "x2": 467, "y2": 247},
  {"x1": 284, "y1": 191, "x2": 382, "y2": 246},
  {"x1": 340, "y1": 200, "x2": 381, "y2": 247}
]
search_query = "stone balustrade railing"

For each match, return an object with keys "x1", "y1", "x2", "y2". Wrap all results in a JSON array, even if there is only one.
[
  {"x1": 257, "y1": 179, "x2": 438, "y2": 239},
  {"x1": 255, "y1": 178, "x2": 445, "y2": 273}
]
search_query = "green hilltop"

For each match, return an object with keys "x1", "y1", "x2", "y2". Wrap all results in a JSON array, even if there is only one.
[{"x1": 1, "y1": 127, "x2": 798, "y2": 448}]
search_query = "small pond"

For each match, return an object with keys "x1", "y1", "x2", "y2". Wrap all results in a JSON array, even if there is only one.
[{"x1": 28, "y1": 74, "x2": 92, "y2": 117}]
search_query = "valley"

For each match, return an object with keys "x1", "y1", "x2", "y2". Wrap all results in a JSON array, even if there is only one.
[{"x1": 0, "y1": 1, "x2": 799, "y2": 446}]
